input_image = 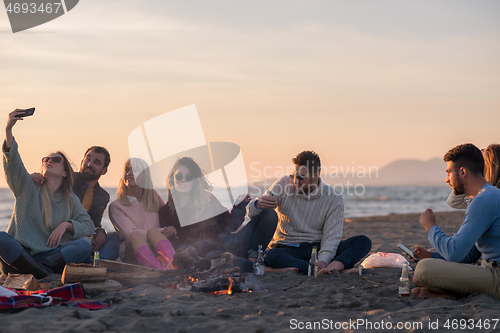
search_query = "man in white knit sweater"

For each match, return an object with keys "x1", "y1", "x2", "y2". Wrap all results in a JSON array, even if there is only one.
[{"x1": 248, "y1": 151, "x2": 371, "y2": 274}]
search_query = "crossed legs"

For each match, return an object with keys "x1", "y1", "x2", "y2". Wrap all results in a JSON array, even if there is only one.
[{"x1": 412, "y1": 258, "x2": 500, "y2": 299}]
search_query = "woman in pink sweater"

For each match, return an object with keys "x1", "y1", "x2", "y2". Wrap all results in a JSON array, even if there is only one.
[{"x1": 109, "y1": 158, "x2": 175, "y2": 270}]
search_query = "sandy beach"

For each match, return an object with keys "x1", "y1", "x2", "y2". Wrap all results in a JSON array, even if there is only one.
[{"x1": 2, "y1": 210, "x2": 500, "y2": 333}]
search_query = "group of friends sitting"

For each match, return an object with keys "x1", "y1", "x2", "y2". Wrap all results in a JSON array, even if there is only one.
[{"x1": 0, "y1": 109, "x2": 499, "y2": 301}]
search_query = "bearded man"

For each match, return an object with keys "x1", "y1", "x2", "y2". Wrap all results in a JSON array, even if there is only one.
[{"x1": 248, "y1": 151, "x2": 371, "y2": 274}]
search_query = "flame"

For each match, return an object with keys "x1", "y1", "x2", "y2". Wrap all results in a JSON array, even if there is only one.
[
  {"x1": 187, "y1": 276, "x2": 199, "y2": 284},
  {"x1": 157, "y1": 253, "x2": 174, "y2": 269},
  {"x1": 227, "y1": 277, "x2": 234, "y2": 295},
  {"x1": 207, "y1": 277, "x2": 235, "y2": 296}
]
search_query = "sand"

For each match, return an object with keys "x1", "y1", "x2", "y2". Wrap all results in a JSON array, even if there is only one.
[{"x1": 2, "y1": 210, "x2": 500, "y2": 333}]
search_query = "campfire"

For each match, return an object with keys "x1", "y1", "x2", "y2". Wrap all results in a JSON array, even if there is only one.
[
  {"x1": 207, "y1": 277, "x2": 234, "y2": 296},
  {"x1": 99, "y1": 247, "x2": 253, "y2": 295},
  {"x1": 172, "y1": 247, "x2": 252, "y2": 295}
]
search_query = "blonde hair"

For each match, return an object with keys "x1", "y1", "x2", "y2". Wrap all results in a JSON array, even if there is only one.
[
  {"x1": 40, "y1": 152, "x2": 74, "y2": 231},
  {"x1": 116, "y1": 158, "x2": 159, "y2": 212},
  {"x1": 484, "y1": 144, "x2": 500, "y2": 188}
]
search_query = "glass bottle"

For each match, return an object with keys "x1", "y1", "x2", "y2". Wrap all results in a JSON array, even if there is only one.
[
  {"x1": 254, "y1": 245, "x2": 265, "y2": 276},
  {"x1": 93, "y1": 251, "x2": 100, "y2": 267},
  {"x1": 308, "y1": 246, "x2": 318, "y2": 277},
  {"x1": 398, "y1": 262, "x2": 410, "y2": 297}
]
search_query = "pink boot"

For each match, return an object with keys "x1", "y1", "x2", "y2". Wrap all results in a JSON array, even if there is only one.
[
  {"x1": 135, "y1": 245, "x2": 165, "y2": 270},
  {"x1": 155, "y1": 239, "x2": 175, "y2": 269}
]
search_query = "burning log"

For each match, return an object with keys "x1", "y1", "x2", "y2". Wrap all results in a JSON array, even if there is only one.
[
  {"x1": 192, "y1": 276, "x2": 241, "y2": 293},
  {"x1": 99, "y1": 254, "x2": 245, "y2": 293}
]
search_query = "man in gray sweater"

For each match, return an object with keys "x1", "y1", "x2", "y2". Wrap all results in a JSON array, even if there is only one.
[{"x1": 248, "y1": 151, "x2": 371, "y2": 274}]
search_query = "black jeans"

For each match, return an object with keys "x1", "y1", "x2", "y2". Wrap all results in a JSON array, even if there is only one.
[{"x1": 264, "y1": 235, "x2": 372, "y2": 274}]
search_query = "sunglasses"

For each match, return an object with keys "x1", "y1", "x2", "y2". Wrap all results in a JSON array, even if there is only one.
[
  {"x1": 175, "y1": 172, "x2": 194, "y2": 182},
  {"x1": 290, "y1": 173, "x2": 307, "y2": 180},
  {"x1": 42, "y1": 156, "x2": 63, "y2": 164}
]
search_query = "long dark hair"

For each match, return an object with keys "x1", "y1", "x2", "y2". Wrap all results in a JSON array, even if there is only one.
[{"x1": 167, "y1": 157, "x2": 212, "y2": 216}]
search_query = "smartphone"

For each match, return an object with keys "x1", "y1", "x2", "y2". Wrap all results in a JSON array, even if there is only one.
[
  {"x1": 397, "y1": 243, "x2": 420, "y2": 261},
  {"x1": 18, "y1": 108, "x2": 35, "y2": 118}
]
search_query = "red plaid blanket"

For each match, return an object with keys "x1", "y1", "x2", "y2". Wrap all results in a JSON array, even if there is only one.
[{"x1": 0, "y1": 283, "x2": 109, "y2": 310}]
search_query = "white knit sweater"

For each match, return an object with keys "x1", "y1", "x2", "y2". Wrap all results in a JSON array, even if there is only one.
[{"x1": 248, "y1": 176, "x2": 344, "y2": 264}]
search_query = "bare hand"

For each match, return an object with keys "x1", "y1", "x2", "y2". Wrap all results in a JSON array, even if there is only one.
[
  {"x1": 162, "y1": 226, "x2": 177, "y2": 238},
  {"x1": 317, "y1": 260, "x2": 327, "y2": 271},
  {"x1": 418, "y1": 209, "x2": 437, "y2": 232},
  {"x1": 47, "y1": 222, "x2": 71, "y2": 248},
  {"x1": 30, "y1": 172, "x2": 45, "y2": 186},
  {"x1": 413, "y1": 246, "x2": 432, "y2": 260},
  {"x1": 92, "y1": 229, "x2": 106, "y2": 251},
  {"x1": 256, "y1": 195, "x2": 278, "y2": 209},
  {"x1": 6, "y1": 109, "x2": 26, "y2": 131}
]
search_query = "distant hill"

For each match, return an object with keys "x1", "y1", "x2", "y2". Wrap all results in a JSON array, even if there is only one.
[{"x1": 322, "y1": 158, "x2": 447, "y2": 186}]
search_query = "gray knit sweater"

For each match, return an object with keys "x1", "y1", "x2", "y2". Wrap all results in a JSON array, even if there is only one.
[
  {"x1": 3, "y1": 139, "x2": 94, "y2": 255},
  {"x1": 248, "y1": 176, "x2": 344, "y2": 263}
]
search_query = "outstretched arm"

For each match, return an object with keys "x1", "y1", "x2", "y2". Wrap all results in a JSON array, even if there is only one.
[
  {"x1": 5, "y1": 109, "x2": 26, "y2": 151},
  {"x1": 3, "y1": 110, "x2": 37, "y2": 197}
]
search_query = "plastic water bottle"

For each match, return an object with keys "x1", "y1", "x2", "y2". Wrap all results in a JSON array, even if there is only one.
[
  {"x1": 308, "y1": 246, "x2": 318, "y2": 277},
  {"x1": 254, "y1": 245, "x2": 265, "y2": 276},
  {"x1": 398, "y1": 262, "x2": 410, "y2": 297},
  {"x1": 93, "y1": 251, "x2": 100, "y2": 267}
]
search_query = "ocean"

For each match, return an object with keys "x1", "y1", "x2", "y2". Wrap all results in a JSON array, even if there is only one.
[{"x1": 0, "y1": 186, "x2": 459, "y2": 233}]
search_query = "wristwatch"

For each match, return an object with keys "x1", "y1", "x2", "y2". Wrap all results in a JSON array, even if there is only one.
[{"x1": 95, "y1": 227, "x2": 107, "y2": 235}]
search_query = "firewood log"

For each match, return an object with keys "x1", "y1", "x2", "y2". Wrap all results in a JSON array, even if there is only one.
[{"x1": 61, "y1": 264, "x2": 107, "y2": 284}]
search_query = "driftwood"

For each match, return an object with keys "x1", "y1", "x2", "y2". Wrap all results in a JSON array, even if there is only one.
[
  {"x1": 100, "y1": 260, "x2": 190, "y2": 288},
  {"x1": 99, "y1": 260, "x2": 242, "y2": 290},
  {"x1": 61, "y1": 264, "x2": 107, "y2": 284},
  {"x1": 0, "y1": 273, "x2": 41, "y2": 291}
]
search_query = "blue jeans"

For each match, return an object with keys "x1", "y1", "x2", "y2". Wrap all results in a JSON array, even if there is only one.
[
  {"x1": 0, "y1": 231, "x2": 92, "y2": 265},
  {"x1": 97, "y1": 232, "x2": 122, "y2": 260},
  {"x1": 264, "y1": 235, "x2": 372, "y2": 274}
]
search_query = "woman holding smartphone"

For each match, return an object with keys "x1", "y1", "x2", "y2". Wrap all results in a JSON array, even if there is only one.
[{"x1": 0, "y1": 109, "x2": 95, "y2": 278}]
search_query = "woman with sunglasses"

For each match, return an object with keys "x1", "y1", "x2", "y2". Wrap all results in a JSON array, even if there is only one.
[
  {"x1": 109, "y1": 158, "x2": 175, "y2": 269},
  {"x1": 160, "y1": 157, "x2": 295, "y2": 273},
  {"x1": 158, "y1": 157, "x2": 250, "y2": 258},
  {"x1": 0, "y1": 109, "x2": 95, "y2": 278}
]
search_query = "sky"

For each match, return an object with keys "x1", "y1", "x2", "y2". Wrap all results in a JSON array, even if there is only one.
[{"x1": 0, "y1": 0, "x2": 499, "y2": 188}]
